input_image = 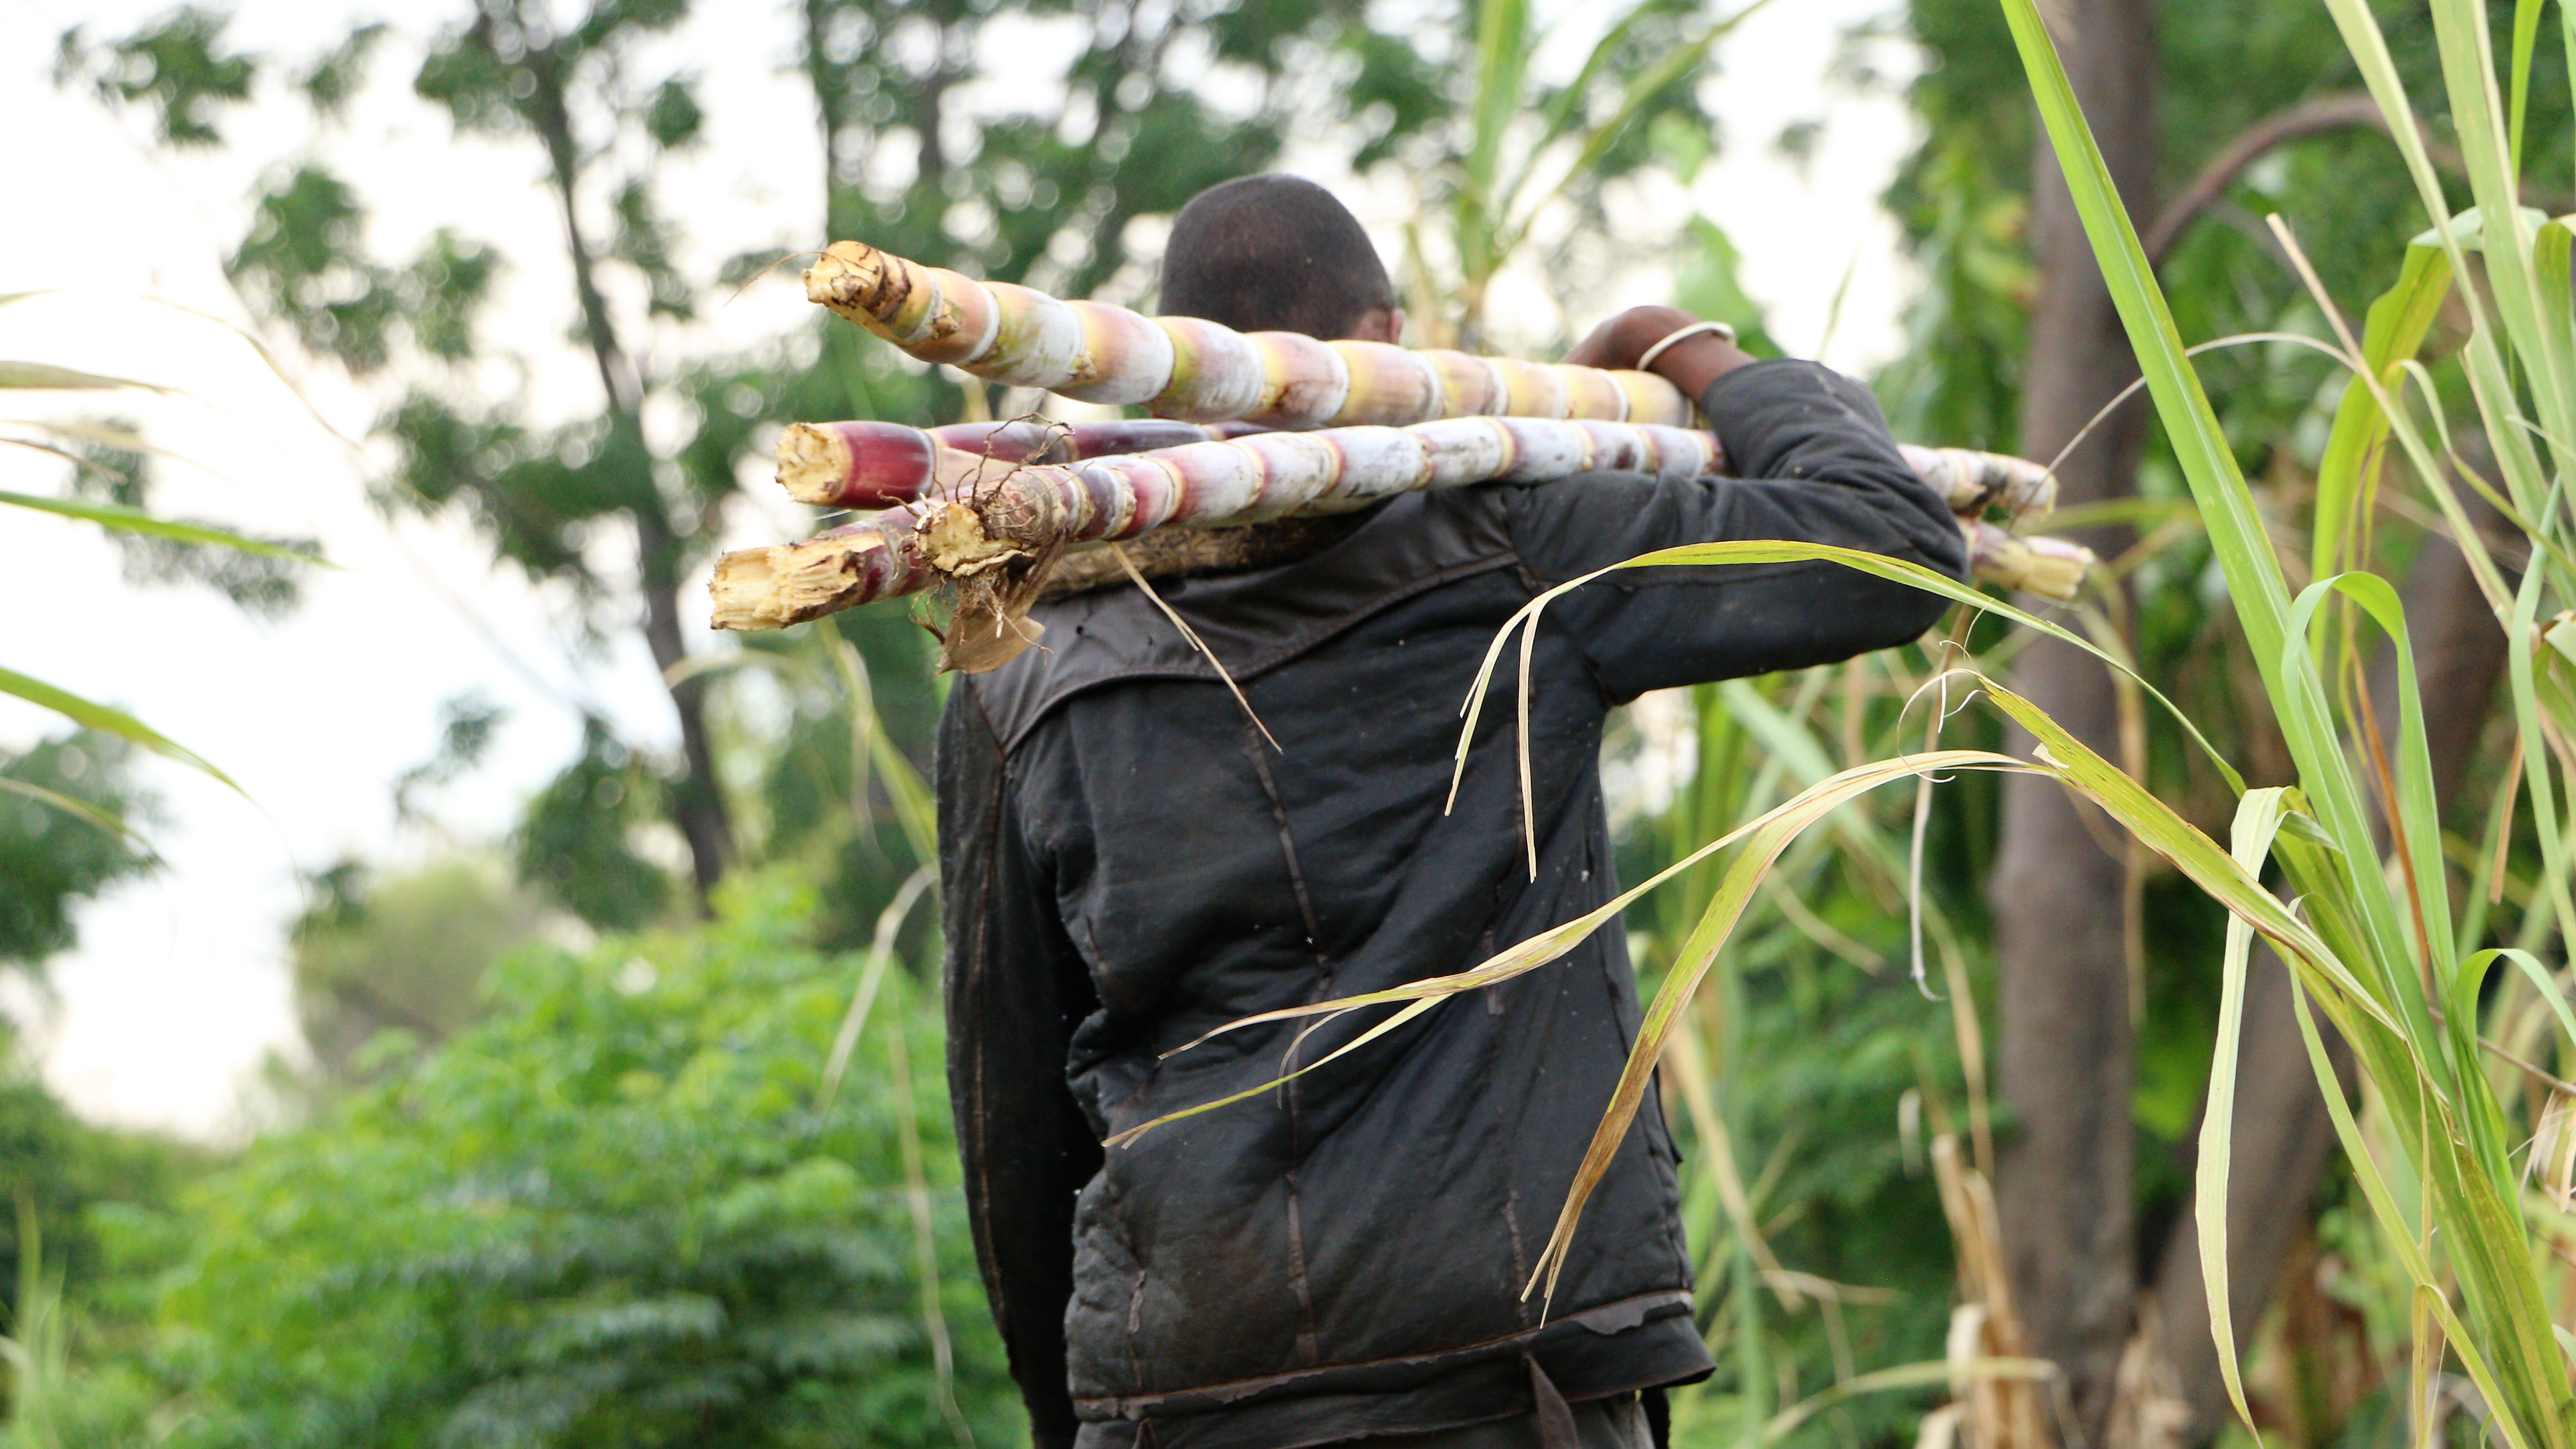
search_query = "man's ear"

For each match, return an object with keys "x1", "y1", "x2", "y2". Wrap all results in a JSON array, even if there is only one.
[{"x1": 1345, "y1": 306, "x2": 1405, "y2": 346}]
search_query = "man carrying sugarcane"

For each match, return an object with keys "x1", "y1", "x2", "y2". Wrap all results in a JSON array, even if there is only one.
[{"x1": 939, "y1": 174, "x2": 1966, "y2": 1449}]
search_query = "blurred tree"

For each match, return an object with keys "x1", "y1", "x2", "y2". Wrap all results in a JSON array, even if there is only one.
[
  {"x1": 61, "y1": 0, "x2": 1457, "y2": 931},
  {"x1": 289, "y1": 855, "x2": 551, "y2": 1078},
  {"x1": 52, "y1": 429, "x2": 316, "y2": 620},
  {"x1": 80, "y1": 871, "x2": 1009, "y2": 1449}
]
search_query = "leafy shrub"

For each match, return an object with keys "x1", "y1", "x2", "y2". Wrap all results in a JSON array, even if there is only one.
[{"x1": 81, "y1": 869, "x2": 1016, "y2": 1449}]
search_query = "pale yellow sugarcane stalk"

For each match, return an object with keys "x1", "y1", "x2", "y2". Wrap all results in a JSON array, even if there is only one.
[
  {"x1": 778, "y1": 421, "x2": 2060, "y2": 525},
  {"x1": 802, "y1": 241, "x2": 1695, "y2": 429},
  {"x1": 711, "y1": 416, "x2": 2095, "y2": 650}
]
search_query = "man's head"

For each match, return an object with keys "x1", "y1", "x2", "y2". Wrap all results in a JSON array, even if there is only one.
[{"x1": 1159, "y1": 175, "x2": 1405, "y2": 344}]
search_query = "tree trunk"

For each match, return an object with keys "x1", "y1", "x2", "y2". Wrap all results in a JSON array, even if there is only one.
[
  {"x1": 1989, "y1": 2, "x2": 2160, "y2": 1444},
  {"x1": 499, "y1": 3, "x2": 734, "y2": 897}
]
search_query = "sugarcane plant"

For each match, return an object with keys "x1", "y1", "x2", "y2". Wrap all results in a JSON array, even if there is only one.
[
  {"x1": 1103, "y1": 3, "x2": 2576, "y2": 1447},
  {"x1": 0, "y1": 295, "x2": 320, "y2": 824},
  {"x1": 710, "y1": 242, "x2": 2097, "y2": 671}
]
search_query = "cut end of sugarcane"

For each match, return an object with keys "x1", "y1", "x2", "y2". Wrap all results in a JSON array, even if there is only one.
[
  {"x1": 775, "y1": 423, "x2": 854, "y2": 505},
  {"x1": 916, "y1": 499, "x2": 1029, "y2": 578},
  {"x1": 709, "y1": 533, "x2": 889, "y2": 630},
  {"x1": 1968, "y1": 524, "x2": 2095, "y2": 603},
  {"x1": 803, "y1": 241, "x2": 902, "y2": 334}
]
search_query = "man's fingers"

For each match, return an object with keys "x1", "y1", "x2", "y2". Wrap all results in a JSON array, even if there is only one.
[{"x1": 1561, "y1": 316, "x2": 1625, "y2": 369}]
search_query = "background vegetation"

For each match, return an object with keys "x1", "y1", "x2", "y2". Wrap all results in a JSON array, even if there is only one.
[{"x1": 4, "y1": 0, "x2": 2566, "y2": 1447}]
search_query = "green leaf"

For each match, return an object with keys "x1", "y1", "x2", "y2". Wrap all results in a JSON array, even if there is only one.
[
  {"x1": 0, "y1": 362, "x2": 170, "y2": 393},
  {"x1": 2198, "y1": 787, "x2": 2294, "y2": 1436},
  {"x1": 2309, "y1": 241, "x2": 2452, "y2": 588},
  {"x1": 0, "y1": 776, "x2": 149, "y2": 848},
  {"x1": 0, "y1": 489, "x2": 331, "y2": 564},
  {"x1": 0, "y1": 667, "x2": 236, "y2": 792}
]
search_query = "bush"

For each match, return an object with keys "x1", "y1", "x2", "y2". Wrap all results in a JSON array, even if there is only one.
[{"x1": 77, "y1": 869, "x2": 1018, "y2": 1449}]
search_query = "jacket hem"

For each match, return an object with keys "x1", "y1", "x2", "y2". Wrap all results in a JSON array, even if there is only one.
[{"x1": 1069, "y1": 1292, "x2": 1713, "y2": 1449}]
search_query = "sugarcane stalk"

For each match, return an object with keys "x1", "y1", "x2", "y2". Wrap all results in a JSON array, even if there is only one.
[
  {"x1": 715, "y1": 417, "x2": 2095, "y2": 648},
  {"x1": 780, "y1": 420, "x2": 2059, "y2": 525},
  {"x1": 1963, "y1": 521, "x2": 2095, "y2": 601},
  {"x1": 803, "y1": 241, "x2": 1696, "y2": 428},
  {"x1": 706, "y1": 509, "x2": 939, "y2": 633},
  {"x1": 1896, "y1": 444, "x2": 2056, "y2": 520}
]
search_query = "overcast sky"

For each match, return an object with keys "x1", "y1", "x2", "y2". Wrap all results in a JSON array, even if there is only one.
[{"x1": 0, "y1": 0, "x2": 1921, "y2": 1140}]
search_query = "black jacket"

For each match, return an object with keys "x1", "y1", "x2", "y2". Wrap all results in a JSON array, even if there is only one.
[{"x1": 938, "y1": 361, "x2": 1967, "y2": 1449}]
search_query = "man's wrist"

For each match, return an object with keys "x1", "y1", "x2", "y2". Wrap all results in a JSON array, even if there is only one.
[{"x1": 1603, "y1": 307, "x2": 1755, "y2": 397}]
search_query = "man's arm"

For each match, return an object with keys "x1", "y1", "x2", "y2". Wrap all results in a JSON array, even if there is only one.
[
  {"x1": 1513, "y1": 309, "x2": 1967, "y2": 700},
  {"x1": 939, "y1": 688, "x2": 1103, "y2": 1449}
]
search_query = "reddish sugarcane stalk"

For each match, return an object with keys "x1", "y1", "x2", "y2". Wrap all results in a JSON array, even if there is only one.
[
  {"x1": 778, "y1": 420, "x2": 2062, "y2": 523},
  {"x1": 804, "y1": 241, "x2": 1696, "y2": 429},
  {"x1": 714, "y1": 418, "x2": 2098, "y2": 642}
]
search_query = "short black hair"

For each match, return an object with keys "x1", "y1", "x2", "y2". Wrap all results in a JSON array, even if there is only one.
[{"x1": 1159, "y1": 175, "x2": 1397, "y2": 339}]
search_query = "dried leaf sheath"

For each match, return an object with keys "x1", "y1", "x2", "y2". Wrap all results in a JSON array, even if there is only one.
[{"x1": 803, "y1": 240, "x2": 1697, "y2": 428}]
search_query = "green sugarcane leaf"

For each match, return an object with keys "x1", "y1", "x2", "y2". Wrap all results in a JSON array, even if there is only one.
[
  {"x1": 1459, "y1": 0, "x2": 1530, "y2": 247},
  {"x1": 0, "y1": 417, "x2": 155, "y2": 453},
  {"x1": 2310, "y1": 242, "x2": 2452, "y2": 588},
  {"x1": 2512, "y1": 0, "x2": 2548, "y2": 174},
  {"x1": 1113, "y1": 749, "x2": 2036, "y2": 1151},
  {"x1": 0, "y1": 362, "x2": 172, "y2": 393},
  {"x1": 2532, "y1": 215, "x2": 2576, "y2": 435},
  {"x1": 1523, "y1": 748, "x2": 2035, "y2": 1306},
  {"x1": 2286, "y1": 574, "x2": 2454, "y2": 989},
  {"x1": 2199, "y1": 787, "x2": 2294, "y2": 1437},
  {"x1": 0, "y1": 776, "x2": 150, "y2": 848},
  {"x1": 0, "y1": 490, "x2": 332, "y2": 564},
  {"x1": 1498, "y1": 0, "x2": 1785, "y2": 260},
  {"x1": 2429, "y1": 1, "x2": 2576, "y2": 486},
  {"x1": 2509, "y1": 565, "x2": 2576, "y2": 970},
  {"x1": 1449, "y1": 539, "x2": 2245, "y2": 824},
  {"x1": 0, "y1": 667, "x2": 237, "y2": 792},
  {"x1": 2005, "y1": 0, "x2": 2437, "y2": 1145}
]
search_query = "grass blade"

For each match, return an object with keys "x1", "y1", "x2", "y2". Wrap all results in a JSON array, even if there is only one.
[
  {"x1": 0, "y1": 776, "x2": 148, "y2": 847},
  {"x1": 0, "y1": 362, "x2": 172, "y2": 393},
  {"x1": 0, "y1": 666, "x2": 236, "y2": 792},
  {"x1": 0, "y1": 489, "x2": 330, "y2": 563},
  {"x1": 2198, "y1": 787, "x2": 2294, "y2": 1434}
]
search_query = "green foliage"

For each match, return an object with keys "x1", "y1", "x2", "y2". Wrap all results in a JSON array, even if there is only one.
[
  {"x1": 230, "y1": 169, "x2": 500, "y2": 374},
  {"x1": 55, "y1": 8, "x2": 254, "y2": 148},
  {"x1": 60, "y1": 429, "x2": 313, "y2": 620},
  {"x1": 86, "y1": 872, "x2": 1012, "y2": 1449},
  {"x1": 515, "y1": 721, "x2": 672, "y2": 932},
  {"x1": 0, "y1": 735, "x2": 156, "y2": 971}
]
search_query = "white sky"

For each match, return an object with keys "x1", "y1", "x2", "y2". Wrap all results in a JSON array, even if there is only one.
[{"x1": 0, "y1": 0, "x2": 1921, "y2": 1140}]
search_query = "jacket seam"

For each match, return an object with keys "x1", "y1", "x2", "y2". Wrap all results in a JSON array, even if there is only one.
[{"x1": 1070, "y1": 1288, "x2": 1695, "y2": 1415}]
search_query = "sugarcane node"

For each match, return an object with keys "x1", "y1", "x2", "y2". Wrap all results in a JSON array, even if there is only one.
[{"x1": 915, "y1": 498, "x2": 1036, "y2": 578}]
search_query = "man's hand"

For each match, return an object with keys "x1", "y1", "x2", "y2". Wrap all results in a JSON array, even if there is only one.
[{"x1": 1562, "y1": 305, "x2": 1756, "y2": 400}]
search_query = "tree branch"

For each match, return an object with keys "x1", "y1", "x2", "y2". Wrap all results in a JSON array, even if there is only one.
[{"x1": 2142, "y1": 94, "x2": 2392, "y2": 269}]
